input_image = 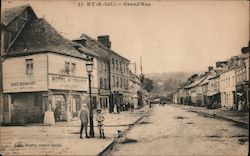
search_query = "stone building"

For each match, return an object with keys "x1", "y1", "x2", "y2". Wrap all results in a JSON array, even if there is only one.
[
  {"x1": 73, "y1": 34, "x2": 111, "y2": 111},
  {"x1": 235, "y1": 49, "x2": 249, "y2": 111},
  {"x1": 1, "y1": 5, "x2": 90, "y2": 124}
]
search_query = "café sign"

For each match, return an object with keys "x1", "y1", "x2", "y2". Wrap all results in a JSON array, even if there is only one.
[{"x1": 48, "y1": 74, "x2": 88, "y2": 91}]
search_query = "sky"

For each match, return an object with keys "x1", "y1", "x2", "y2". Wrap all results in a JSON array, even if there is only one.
[{"x1": 2, "y1": 0, "x2": 249, "y2": 74}]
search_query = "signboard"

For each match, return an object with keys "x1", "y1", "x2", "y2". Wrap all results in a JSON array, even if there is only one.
[{"x1": 48, "y1": 74, "x2": 88, "y2": 91}]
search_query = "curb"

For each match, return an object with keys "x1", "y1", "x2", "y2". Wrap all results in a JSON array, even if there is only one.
[
  {"x1": 97, "y1": 107, "x2": 151, "y2": 156},
  {"x1": 183, "y1": 107, "x2": 249, "y2": 129}
]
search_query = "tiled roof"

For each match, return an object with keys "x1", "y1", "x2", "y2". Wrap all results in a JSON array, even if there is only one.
[
  {"x1": 80, "y1": 33, "x2": 130, "y2": 62},
  {"x1": 79, "y1": 33, "x2": 110, "y2": 60},
  {"x1": 8, "y1": 18, "x2": 82, "y2": 58},
  {"x1": 1, "y1": 4, "x2": 36, "y2": 26},
  {"x1": 185, "y1": 76, "x2": 207, "y2": 89}
]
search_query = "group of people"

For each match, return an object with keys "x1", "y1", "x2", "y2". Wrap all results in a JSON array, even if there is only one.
[
  {"x1": 115, "y1": 102, "x2": 134, "y2": 114},
  {"x1": 78, "y1": 103, "x2": 105, "y2": 139}
]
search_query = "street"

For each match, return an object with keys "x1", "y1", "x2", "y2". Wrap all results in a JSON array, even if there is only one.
[{"x1": 110, "y1": 104, "x2": 249, "y2": 156}]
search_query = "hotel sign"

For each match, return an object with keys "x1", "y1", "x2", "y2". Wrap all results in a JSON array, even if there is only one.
[{"x1": 48, "y1": 74, "x2": 88, "y2": 91}]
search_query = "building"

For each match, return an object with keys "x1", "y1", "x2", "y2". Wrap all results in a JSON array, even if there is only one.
[
  {"x1": 235, "y1": 49, "x2": 249, "y2": 111},
  {"x1": 129, "y1": 72, "x2": 141, "y2": 108},
  {"x1": 220, "y1": 64, "x2": 236, "y2": 110},
  {"x1": 96, "y1": 36, "x2": 131, "y2": 112},
  {"x1": 72, "y1": 35, "x2": 110, "y2": 111},
  {"x1": 1, "y1": 5, "x2": 89, "y2": 124},
  {"x1": 1, "y1": 5, "x2": 38, "y2": 123},
  {"x1": 207, "y1": 68, "x2": 222, "y2": 108},
  {"x1": 185, "y1": 75, "x2": 207, "y2": 106}
]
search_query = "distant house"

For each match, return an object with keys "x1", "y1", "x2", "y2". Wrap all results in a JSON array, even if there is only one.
[
  {"x1": 235, "y1": 49, "x2": 249, "y2": 111},
  {"x1": 219, "y1": 59, "x2": 238, "y2": 110},
  {"x1": 129, "y1": 72, "x2": 141, "y2": 108},
  {"x1": 185, "y1": 75, "x2": 207, "y2": 106}
]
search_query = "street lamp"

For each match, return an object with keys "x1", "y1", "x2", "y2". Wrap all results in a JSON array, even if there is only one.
[{"x1": 86, "y1": 57, "x2": 95, "y2": 138}]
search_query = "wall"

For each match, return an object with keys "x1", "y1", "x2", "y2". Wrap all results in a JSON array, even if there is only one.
[
  {"x1": 3, "y1": 54, "x2": 48, "y2": 93},
  {"x1": 220, "y1": 69, "x2": 236, "y2": 109},
  {"x1": 48, "y1": 53, "x2": 88, "y2": 91}
]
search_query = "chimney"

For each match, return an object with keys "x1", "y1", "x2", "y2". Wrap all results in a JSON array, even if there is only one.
[
  {"x1": 97, "y1": 35, "x2": 111, "y2": 49},
  {"x1": 216, "y1": 61, "x2": 223, "y2": 68},
  {"x1": 208, "y1": 66, "x2": 213, "y2": 72},
  {"x1": 73, "y1": 37, "x2": 86, "y2": 47}
]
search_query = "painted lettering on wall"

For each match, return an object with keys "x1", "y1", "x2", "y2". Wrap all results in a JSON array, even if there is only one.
[{"x1": 48, "y1": 74, "x2": 87, "y2": 91}]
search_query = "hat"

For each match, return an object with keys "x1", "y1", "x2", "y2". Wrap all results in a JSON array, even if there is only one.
[{"x1": 96, "y1": 108, "x2": 102, "y2": 111}]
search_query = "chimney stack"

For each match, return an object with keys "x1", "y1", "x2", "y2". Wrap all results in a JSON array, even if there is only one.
[
  {"x1": 216, "y1": 61, "x2": 223, "y2": 68},
  {"x1": 208, "y1": 66, "x2": 213, "y2": 72},
  {"x1": 97, "y1": 35, "x2": 111, "y2": 49}
]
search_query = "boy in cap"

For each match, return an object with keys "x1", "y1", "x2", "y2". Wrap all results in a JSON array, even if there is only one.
[
  {"x1": 78, "y1": 103, "x2": 89, "y2": 139},
  {"x1": 96, "y1": 108, "x2": 105, "y2": 139}
]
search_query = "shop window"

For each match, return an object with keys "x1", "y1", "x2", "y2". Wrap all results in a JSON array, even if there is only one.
[
  {"x1": 26, "y1": 59, "x2": 33, "y2": 75},
  {"x1": 65, "y1": 61, "x2": 70, "y2": 74},
  {"x1": 34, "y1": 94, "x2": 41, "y2": 106},
  {"x1": 3, "y1": 95, "x2": 9, "y2": 112}
]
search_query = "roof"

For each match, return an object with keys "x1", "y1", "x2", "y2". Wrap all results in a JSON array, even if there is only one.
[
  {"x1": 1, "y1": 4, "x2": 36, "y2": 26},
  {"x1": 7, "y1": 18, "x2": 83, "y2": 58},
  {"x1": 79, "y1": 33, "x2": 110, "y2": 59},
  {"x1": 185, "y1": 75, "x2": 207, "y2": 89},
  {"x1": 80, "y1": 33, "x2": 130, "y2": 62},
  {"x1": 71, "y1": 41, "x2": 99, "y2": 58}
]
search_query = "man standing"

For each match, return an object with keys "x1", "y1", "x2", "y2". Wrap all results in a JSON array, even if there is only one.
[{"x1": 79, "y1": 103, "x2": 89, "y2": 139}]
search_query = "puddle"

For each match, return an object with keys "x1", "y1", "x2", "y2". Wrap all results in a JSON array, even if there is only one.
[
  {"x1": 186, "y1": 122, "x2": 194, "y2": 124},
  {"x1": 206, "y1": 135, "x2": 221, "y2": 138},
  {"x1": 232, "y1": 134, "x2": 248, "y2": 138},
  {"x1": 139, "y1": 121, "x2": 151, "y2": 124},
  {"x1": 238, "y1": 138, "x2": 248, "y2": 145},
  {"x1": 220, "y1": 128, "x2": 228, "y2": 131},
  {"x1": 120, "y1": 138, "x2": 138, "y2": 144},
  {"x1": 232, "y1": 122, "x2": 249, "y2": 129},
  {"x1": 175, "y1": 116, "x2": 186, "y2": 119}
]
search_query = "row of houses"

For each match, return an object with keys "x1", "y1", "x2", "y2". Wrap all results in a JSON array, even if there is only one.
[
  {"x1": 173, "y1": 43, "x2": 249, "y2": 111},
  {"x1": 0, "y1": 5, "x2": 144, "y2": 124}
]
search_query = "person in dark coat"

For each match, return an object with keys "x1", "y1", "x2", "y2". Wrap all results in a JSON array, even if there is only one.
[{"x1": 78, "y1": 103, "x2": 89, "y2": 139}]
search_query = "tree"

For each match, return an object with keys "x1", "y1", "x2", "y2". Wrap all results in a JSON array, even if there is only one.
[{"x1": 143, "y1": 78, "x2": 154, "y2": 92}]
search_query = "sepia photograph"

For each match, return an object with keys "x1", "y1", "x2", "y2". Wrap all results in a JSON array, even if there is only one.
[{"x1": 0, "y1": 0, "x2": 249, "y2": 155}]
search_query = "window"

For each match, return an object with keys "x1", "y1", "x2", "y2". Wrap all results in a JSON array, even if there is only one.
[
  {"x1": 71, "y1": 63, "x2": 76, "y2": 74},
  {"x1": 65, "y1": 62, "x2": 70, "y2": 74},
  {"x1": 104, "y1": 78, "x2": 107, "y2": 89},
  {"x1": 26, "y1": 59, "x2": 33, "y2": 75},
  {"x1": 116, "y1": 60, "x2": 118, "y2": 71},
  {"x1": 112, "y1": 58, "x2": 115, "y2": 70},
  {"x1": 120, "y1": 62, "x2": 122, "y2": 72},
  {"x1": 113, "y1": 75, "x2": 115, "y2": 87},
  {"x1": 116, "y1": 76, "x2": 119, "y2": 87},
  {"x1": 99, "y1": 60, "x2": 102, "y2": 72},
  {"x1": 120, "y1": 77, "x2": 123, "y2": 88},
  {"x1": 103, "y1": 62, "x2": 106, "y2": 71},
  {"x1": 100, "y1": 78, "x2": 103, "y2": 89}
]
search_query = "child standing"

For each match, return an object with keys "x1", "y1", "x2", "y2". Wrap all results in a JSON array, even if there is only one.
[{"x1": 96, "y1": 108, "x2": 105, "y2": 139}]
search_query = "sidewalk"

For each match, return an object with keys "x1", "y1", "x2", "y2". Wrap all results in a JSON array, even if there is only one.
[
  {"x1": 171, "y1": 104, "x2": 249, "y2": 125},
  {"x1": 0, "y1": 107, "x2": 150, "y2": 156}
]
